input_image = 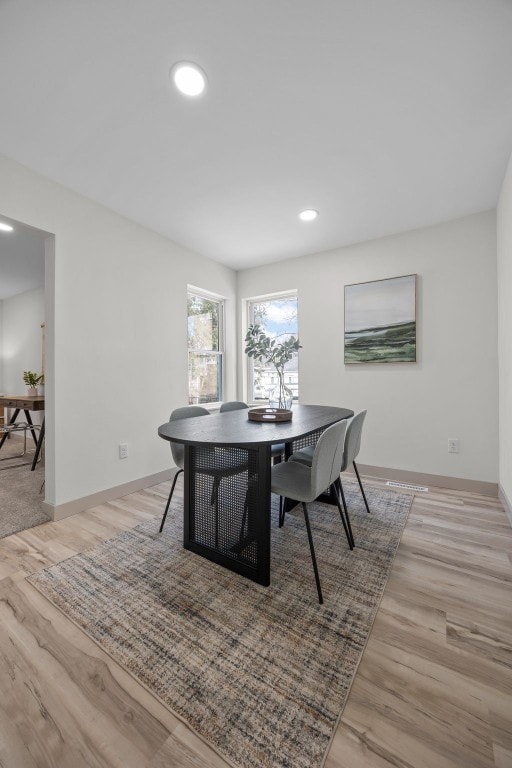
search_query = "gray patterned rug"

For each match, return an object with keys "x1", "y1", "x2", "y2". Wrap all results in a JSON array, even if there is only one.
[
  {"x1": 28, "y1": 481, "x2": 412, "y2": 768},
  {"x1": 0, "y1": 437, "x2": 48, "y2": 539}
]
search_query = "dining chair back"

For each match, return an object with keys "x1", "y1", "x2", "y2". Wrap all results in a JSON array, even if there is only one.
[
  {"x1": 219, "y1": 401, "x2": 248, "y2": 412},
  {"x1": 310, "y1": 420, "x2": 347, "y2": 501},
  {"x1": 339, "y1": 410, "x2": 371, "y2": 516},
  {"x1": 340, "y1": 409, "x2": 366, "y2": 472}
]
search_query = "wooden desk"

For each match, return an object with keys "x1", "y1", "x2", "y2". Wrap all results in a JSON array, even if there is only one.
[
  {"x1": 0, "y1": 395, "x2": 45, "y2": 470},
  {"x1": 158, "y1": 404, "x2": 353, "y2": 586}
]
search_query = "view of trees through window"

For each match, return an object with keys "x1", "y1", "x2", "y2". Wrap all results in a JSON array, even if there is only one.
[
  {"x1": 188, "y1": 291, "x2": 223, "y2": 404},
  {"x1": 248, "y1": 294, "x2": 298, "y2": 402}
]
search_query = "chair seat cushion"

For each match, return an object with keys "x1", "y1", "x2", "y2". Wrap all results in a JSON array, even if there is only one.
[{"x1": 271, "y1": 460, "x2": 316, "y2": 503}]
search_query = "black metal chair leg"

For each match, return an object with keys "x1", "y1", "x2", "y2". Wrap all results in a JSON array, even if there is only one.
[
  {"x1": 302, "y1": 502, "x2": 323, "y2": 604},
  {"x1": 353, "y1": 461, "x2": 370, "y2": 514},
  {"x1": 239, "y1": 471, "x2": 258, "y2": 543},
  {"x1": 278, "y1": 496, "x2": 286, "y2": 527},
  {"x1": 332, "y1": 479, "x2": 353, "y2": 550},
  {"x1": 337, "y1": 478, "x2": 355, "y2": 548},
  {"x1": 159, "y1": 469, "x2": 183, "y2": 532},
  {"x1": 239, "y1": 492, "x2": 249, "y2": 544}
]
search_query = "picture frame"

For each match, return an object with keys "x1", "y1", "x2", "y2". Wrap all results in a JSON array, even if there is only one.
[{"x1": 344, "y1": 274, "x2": 417, "y2": 363}]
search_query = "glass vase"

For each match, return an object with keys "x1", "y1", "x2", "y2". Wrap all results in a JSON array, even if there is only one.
[{"x1": 268, "y1": 383, "x2": 293, "y2": 410}]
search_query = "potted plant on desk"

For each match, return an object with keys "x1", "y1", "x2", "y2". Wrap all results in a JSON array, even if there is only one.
[
  {"x1": 244, "y1": 324, "x2": 301, "y2": 410},
  {"x1": 23, "y1": 371, "x2": 43, "y2": 396}
]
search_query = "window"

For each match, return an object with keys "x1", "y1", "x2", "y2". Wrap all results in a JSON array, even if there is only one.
[
  {"x1": 188, "y1": 290, "x2": 224, "y2": 404},
  {"x1": 247, "y1": 292, "x2": 299, "y2": 403}
]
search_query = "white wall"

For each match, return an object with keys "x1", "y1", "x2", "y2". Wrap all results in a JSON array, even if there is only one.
[
  {"x1": 0, "y1": 311, "x2": 3, "y2": 390},
  {"x1": 237, "y1": 211, "x2": 498, "y2": 484},
  {"x1": 1, "y1": 286, "x2": 45, "y2": 391},
  {"x1": 0, "y1": 155, "x2": 237, "y2": 507},
  {"x1": 497, "y1": 151, "x2": 512, "y2": 507},
  {"x1": 0, "y1": 286, "x2": 45, "y2": 424}
]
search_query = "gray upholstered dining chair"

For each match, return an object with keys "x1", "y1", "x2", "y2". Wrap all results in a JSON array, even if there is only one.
[
  {"x1": 219, "y1": 400, "x2": 286, "y2": 462},
  {"x1": 159, "y1": 406, "x2": 209, "y2": 532},
  {"x1": 271, "y1": 419, "x2": 350, "y2": 604},
  {"x1": 219, "y1": 400, "x2": 249, "y2": 413},
  {"x1": 159, "y1": 405, "x2": 248, "y2": 538},
  {"x1": 289, "y1": 409, "x2": 370, "y2": 517}
]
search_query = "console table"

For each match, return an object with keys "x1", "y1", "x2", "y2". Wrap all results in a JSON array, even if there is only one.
[
  {"x1": 158, "y1": 404, "x2": 353, "y2": 586},
  {"x1": 0, "y1": 395, "x2": 45, "y2": 470}
]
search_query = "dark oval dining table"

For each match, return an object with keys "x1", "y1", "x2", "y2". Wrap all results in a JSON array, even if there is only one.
[{"x1": 158, "y1": 404, "x2": 353, "y2": 586}]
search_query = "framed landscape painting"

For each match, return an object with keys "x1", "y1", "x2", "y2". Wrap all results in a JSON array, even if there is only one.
[{"x1": 344, "y1": 274, "x2": 417, "y2": 363}]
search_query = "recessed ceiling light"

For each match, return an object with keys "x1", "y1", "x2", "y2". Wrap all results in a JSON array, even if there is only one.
[
  {"x1": 171, "y1": 62, "x2": 207, "y2": 97},
  {"x1": 299, "y1": 209, "x2": 319, "y2": 222},
  {"x1": 0, "y1": 222, "x2": 14, "y2": 232}
]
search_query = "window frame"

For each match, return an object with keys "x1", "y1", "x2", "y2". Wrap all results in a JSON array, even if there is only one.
[
  {"x1": 245, "y1": 290, "x2": 299, "y2": 405},
  {"x1": 187, "y1": 287, "x2": 225, "y2": 407}
]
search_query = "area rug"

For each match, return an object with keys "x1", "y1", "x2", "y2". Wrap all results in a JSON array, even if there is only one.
[
  {"x1": 28, "y1": 481, "x2": 413, "y2": 768},
  {"x1": 0, "y1": 437, "x2": 48, "y2": 539}
]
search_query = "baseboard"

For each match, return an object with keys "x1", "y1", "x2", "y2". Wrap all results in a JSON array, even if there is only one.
[
  {"x1": 353, "y1": 463, "x2": 498, "y2": 498},
  {"x1": 498, "y1": 484, "x2": 512, "y2": 526},
  {"x1": 41, "y1": 463, "x2": 500, "y2": 521},
  {"x1": 42, "y1": 469, "x2": 172, "y2": 521}
]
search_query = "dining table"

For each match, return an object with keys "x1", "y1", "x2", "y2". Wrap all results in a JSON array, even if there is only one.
[{"x1": 158, "y1": 403, "x2": 353, "y2": 586}]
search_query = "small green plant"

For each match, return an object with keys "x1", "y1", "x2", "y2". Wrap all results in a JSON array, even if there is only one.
[{"x1": 23, "y1": 371, "x2": 43, "y2": 388}]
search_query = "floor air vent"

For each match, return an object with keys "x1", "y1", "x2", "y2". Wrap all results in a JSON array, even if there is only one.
[{"x1": 386, "y1": 481, "x2": 429, "y2": 492}]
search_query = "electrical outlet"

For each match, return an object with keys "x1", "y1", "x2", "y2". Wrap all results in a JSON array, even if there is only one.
[
  {"x1": 119, "y1": 443, "x2": 129, "y2": 459},
  {"x1": 448, "y1": 439, "x2": 459, "y2": 454}
]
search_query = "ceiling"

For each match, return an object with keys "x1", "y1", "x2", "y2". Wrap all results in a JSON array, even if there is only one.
[
  {"x1": 0, "y1": 217, "x2": 46, "y2": 300},
  {"x1": 1, "y1": 0, "x2": 512, "y2": 271}
]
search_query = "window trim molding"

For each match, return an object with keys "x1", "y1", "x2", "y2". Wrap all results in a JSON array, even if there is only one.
[
  {"x1": 243, "y1": 289, "x2": 299, "y2": 406},
  {"x1": 187, "y1": 286, "x2": 226, "y2": 407}
]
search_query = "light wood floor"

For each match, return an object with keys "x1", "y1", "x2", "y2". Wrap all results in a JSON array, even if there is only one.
[{"x1": 0, "y1": 477, "x2": 511, "y2": 768}]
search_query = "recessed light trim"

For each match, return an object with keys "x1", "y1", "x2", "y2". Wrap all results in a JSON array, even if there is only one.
[
  {"x1": 171, "y1": 61, "x2": 207, "y2": 97},
  {"x1": 0, "y1": 222, "x2": 14, "y2": 232},
  {"x1": 299, "y1": 209, "x2": 319, "y2": 222}
]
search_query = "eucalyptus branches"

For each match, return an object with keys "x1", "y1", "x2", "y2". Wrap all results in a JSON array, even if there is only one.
[{"x1": 244, "y1": 324, "x2": 301, "y2": 408}]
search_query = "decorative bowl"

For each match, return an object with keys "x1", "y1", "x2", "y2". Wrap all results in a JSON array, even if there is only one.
[{"x1": 248, "y1": 407, "x2": 293, "y2": 423}]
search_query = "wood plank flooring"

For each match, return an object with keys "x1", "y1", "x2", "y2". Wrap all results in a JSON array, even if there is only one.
[{"x1": 0, "y1": 478, "x2": 511, "y2": 768}]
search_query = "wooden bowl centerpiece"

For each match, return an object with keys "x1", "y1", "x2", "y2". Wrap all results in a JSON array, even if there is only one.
[{"x1": 248, "y1": 407, "x2": 293, "y2": 423}]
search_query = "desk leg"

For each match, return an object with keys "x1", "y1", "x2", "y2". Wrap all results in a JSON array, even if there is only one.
[
  {"x1": 0, "y1": 408, "x2": 20, "y2": 450},
  {"x1": 31, "y1": 418, "x2": 45, "y2": 471},
  {"x1": 24, "y1": 410, "x2": 39, "y2": 447}
]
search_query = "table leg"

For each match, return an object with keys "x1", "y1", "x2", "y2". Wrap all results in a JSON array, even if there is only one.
[
  {"x1": 183, "y1": 444, "x2": 271, "y2": 586},
  {"x1": 24, "y1": 410, "x2": 40, "y2": 447},
  {"x1": 254, "y1": 444, "x2": 271, "y2": 585}
]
